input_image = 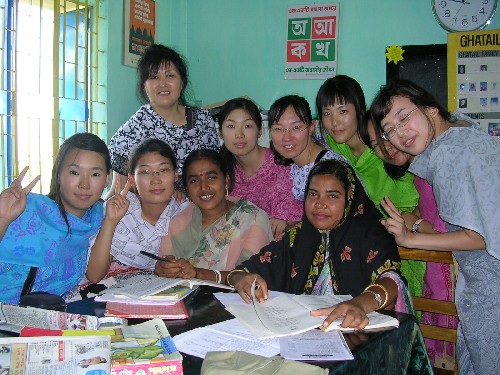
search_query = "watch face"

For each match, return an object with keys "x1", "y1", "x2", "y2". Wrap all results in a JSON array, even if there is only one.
[{"x1": 433, "y1": 0, "x2": 497, "y2": 32}]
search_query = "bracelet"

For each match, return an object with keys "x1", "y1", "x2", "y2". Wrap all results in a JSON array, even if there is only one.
[
  {"x1": 364, "y1": 283, "x2": 389, "y2": 309},
  {"x1": 411, "y1": 219, "x2": 424, "y2": 233},
  {"x1": 213, "y1": 269, "x2": 222, "y2": 284},
  {"x1": 363, "y1": 289, "x2": 383, "y2": 309},
  {"x1": 226, "y1": 269, "x2": 247, "y2": 288}
]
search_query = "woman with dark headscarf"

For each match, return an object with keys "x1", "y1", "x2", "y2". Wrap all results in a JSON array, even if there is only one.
[{"x1": 227, "y1": 159, "x2": 412, "y2": 330}]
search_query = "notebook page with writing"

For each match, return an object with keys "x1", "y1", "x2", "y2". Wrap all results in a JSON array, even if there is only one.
[
  {"x1": 226, "y1": 280, "x2": 324, "y2": 339},
  {"x1": 103, "y1": 274, "x2": 232, "y2": 299},
  {"x1": 292, "y1": 294, "x2": 399, "y2": 331}
]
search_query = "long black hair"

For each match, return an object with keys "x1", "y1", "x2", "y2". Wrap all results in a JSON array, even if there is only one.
[
  {"x1": 315, "y1": 75, "x2": 366, "y2": 144},
  {"x1": 360, "y1": 110, "x2": 411, "y2": 179},
  {"x1": 48, "y1": 133, "x2": 111, "y2": 234},
  {"x1": 217, "y1": 98, "x2": 262, "y2": 190}
]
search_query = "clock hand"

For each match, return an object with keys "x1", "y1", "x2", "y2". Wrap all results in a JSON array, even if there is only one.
[{"x1": 446, "y1": 0, "x2": 471, "y2": 4}]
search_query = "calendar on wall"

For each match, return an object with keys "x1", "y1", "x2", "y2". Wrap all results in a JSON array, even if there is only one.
[
  {"x1": 124, "y1": 0, "x2": 158, "y2": 68},
  {"x1": 284, "y1": 3, "x2": 339, "y2": 80},
  {"x1": 448, "y1": 30, "x2": 500, "y2": 136}
]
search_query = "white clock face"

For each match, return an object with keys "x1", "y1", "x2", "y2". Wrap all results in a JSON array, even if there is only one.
[{"x1": 433, "y1": 0, "x2": 497, "y2": 32}]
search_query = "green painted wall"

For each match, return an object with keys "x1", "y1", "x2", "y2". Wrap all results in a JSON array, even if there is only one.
[{"x1": 106, "y1": 0, "x2": 500, "y2": 138}]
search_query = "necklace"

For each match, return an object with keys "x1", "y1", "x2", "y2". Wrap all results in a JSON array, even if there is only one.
[{"x1": 307, "y1": 143, "x2": 313, "y2": 165}]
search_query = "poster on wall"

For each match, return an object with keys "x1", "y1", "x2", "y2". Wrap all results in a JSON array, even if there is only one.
[
  {"x1": 124, "y1": 0, "x2": 157, "y2": 68},
  {"x1": 448, "y1": 30, "x2": 500, "y2": 137},
  {"x1": 284, "y1": 3, "x2": 339, "y2": 80}
]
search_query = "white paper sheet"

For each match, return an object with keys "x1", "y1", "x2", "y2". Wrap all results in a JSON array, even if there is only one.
[
  {"x1": 173, "y1": 319, "x2": 279, "y2": 359},
  {"x1": 213, "y1": 290, "x2": 284, "y2": 307},
  {"x1": 279, "y1": 329, "x2": 354, "y2": 361},
  {"x1": 226, "y1": 293, "x2": 325, "y2": 339}
]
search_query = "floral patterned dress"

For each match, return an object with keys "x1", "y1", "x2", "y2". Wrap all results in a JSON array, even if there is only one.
[
  {"x1": 160, "y1": 198, "x2": 273, "y2": 270},
  {"x1": 238, "y1": 161, "x2": 410, "y2": 312}
]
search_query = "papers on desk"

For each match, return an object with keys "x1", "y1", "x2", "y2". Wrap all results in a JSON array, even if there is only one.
[
  {"x1": 173, "y1": 318, "x2": 353, "y2": 362},
  {"x1": 219, "y1": 288, "x2": 399, "y2": 339},
  {"x1": 227, "y1": 293, "x2": 324, "y2": 339},
  {"x1": 173, "y1": 318, "x2": 280, "y2": 359},
  {"x1": 280, "y1": 329, "x2": 353, "y2": 361}
]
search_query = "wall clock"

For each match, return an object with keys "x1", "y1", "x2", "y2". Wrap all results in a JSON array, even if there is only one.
[{"x1": 432, "y1": 0, "x2": 498, "y2": 32}]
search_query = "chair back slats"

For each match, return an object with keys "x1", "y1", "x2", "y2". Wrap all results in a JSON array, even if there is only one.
[
  {"x1": 419, "y1": 324, "x2": 457, "y2": 343},
  {"x1": 412, "y1": 297, "x2": 457, "y2": 317},
  {"x1": 398, "y1": 247, "x2": 454, "y2": 264},
  {"x1": 398, "y1": 246, "x2": 459, "y2": 375}
]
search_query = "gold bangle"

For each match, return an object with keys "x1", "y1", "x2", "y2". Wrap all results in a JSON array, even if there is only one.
[
  {"x1": 364, "y1": 283, "x2": 389, "y2": 309},
  {"x1": 226, "y1": 269, "x2": 247, "y2": 288}
]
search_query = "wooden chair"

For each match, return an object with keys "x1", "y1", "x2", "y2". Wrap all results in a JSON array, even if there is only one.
[{"x1": 398, "y1": 246, "x2": 459, "y2": 375}]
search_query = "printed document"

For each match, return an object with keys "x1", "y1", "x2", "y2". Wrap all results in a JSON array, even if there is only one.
[
  {"x1": 279, "y1": 329, "x2": 353, "y2": 361},
  {"x1": 173, "y1": 318, "x2": 280, "y2": 359}
]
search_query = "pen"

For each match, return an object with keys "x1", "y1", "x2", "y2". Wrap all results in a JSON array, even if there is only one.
[{"x1": 139, "y1": 250, "x2": 172, "y2": 263}]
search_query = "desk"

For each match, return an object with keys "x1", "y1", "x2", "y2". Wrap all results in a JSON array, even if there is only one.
[{"x1": 67, "y1": 287, "x2": 432, "y2": 375}]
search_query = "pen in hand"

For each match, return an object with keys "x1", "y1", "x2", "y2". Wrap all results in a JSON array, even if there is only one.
[{"x1": 140, "y1": 250, "x2": 173, "y2": 263}]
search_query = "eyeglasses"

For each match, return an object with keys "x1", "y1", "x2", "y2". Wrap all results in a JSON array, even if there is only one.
[
  {"x1": 381, "y1": 107, "x2": 419, "y2": 141},
  {"x1": 270, "y1": 125, "x2": 308, "y2": 136},
  {"x1": 135, "y1": 168, "x2": 173, "y2": 177}
]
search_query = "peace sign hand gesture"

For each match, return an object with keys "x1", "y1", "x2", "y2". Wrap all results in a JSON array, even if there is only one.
[
  {"x1": 0, "y1": 166, "x2": 40, "y2": 224},
  {"x1": 104, "y1": 178, "x2": 132, "y2": 225}
]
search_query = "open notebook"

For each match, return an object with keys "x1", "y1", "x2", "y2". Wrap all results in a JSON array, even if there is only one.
[{"x1": 99, "y1": 274, "x2": 233, "y2": 302}]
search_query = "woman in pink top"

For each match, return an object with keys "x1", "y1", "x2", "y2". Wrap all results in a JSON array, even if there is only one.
[{"x1": 217, "y1": 98, "x2": 302, "y2": 239}]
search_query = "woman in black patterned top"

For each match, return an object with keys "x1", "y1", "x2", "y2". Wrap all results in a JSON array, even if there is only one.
[{"x1": 108, "y1": 44, "x2": 219, "y2": 193}]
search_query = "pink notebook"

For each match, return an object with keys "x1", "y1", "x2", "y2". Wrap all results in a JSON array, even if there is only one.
[{"x1": 105, "y1": 300, "x2": 189, "y2": 320}]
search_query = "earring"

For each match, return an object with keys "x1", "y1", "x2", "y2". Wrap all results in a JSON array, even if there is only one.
[{"x1": 226, "y1": 185, "x2": 229, "y2": 196}]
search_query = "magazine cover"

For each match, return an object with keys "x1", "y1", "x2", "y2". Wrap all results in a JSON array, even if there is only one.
[
  {"x1": 110, "y1": 318, "x2": 183, "y2": 375},
  {"x1": 0, "y1": 335, "x2": 111, "y2": 374}
]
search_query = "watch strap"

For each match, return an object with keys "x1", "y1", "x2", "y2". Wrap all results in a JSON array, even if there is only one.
[
  {"x1": 411, "y1": 219, "x2": 424, "y2": 233},
  {"x1": 363, "y1": 289, "x2": 383, "y2": 309}
]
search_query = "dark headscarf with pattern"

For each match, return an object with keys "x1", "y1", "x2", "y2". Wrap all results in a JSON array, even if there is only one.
[{"x1": 241, "y1": 159, "x2": 401, "y2": 296}]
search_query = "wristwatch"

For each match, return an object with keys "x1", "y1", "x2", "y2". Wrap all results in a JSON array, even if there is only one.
[
  {"x1": 363, "y1": 289, "x2": 383, "y2": 309},
  {"x1": 411, "y1": 219, "x2": 424, "y2": 233}
]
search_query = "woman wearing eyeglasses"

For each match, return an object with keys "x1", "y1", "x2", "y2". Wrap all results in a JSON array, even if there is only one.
[
  {"x1": 316, "y1": 75, "x2": 419, "y2": 214},
  {"x1": 371, "y1": 80, "x2": 500, "y2": 375},
  {"x1": 363, "y1": 111, "x2": 475, "y2": 370},
  {"x1": 269, "y1": 95, "x2": 349, "y2": 201},
  {"x1": 73, "y1": 139, "x2": 189, "y2": 298}
]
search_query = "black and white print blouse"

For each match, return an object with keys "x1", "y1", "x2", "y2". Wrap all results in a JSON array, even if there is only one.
[{"x1": 108, "y1": 104, "x2": 220, "y2": 176}]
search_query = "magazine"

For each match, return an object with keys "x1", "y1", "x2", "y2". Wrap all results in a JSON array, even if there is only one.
[
  {"x1": 102, "y1": 274, "x2": 233, "y2": 301},
  {"x1": 0, "y1": 302, "x2": 99, "y2": 334},
  {"x1": 0, "y1": 335, "x2": 111, "y2": 374},
  {"x1": 17, "y1": 318, "x2": 183, "y2": 375},
  {"x1": 109, "y1": 318, "x2": 183, "y2": 375}
]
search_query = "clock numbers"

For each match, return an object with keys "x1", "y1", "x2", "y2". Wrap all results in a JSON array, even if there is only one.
[{"x1": 433, "y1": 0, "x2": 497, "y2": 32}]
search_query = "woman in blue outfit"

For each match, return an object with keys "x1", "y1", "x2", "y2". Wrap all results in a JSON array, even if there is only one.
[{"x1": 0, "y1": 133, "x2": 111, "y2": 304}]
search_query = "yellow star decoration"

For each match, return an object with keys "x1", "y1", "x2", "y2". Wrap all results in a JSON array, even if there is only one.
[{"x1": 386, "y1": 45, "x2": 404, "y2": 64}]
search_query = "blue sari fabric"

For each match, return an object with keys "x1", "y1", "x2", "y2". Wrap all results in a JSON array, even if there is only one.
[{"x1": 0, "y1": 193, "x2": 104, "y2": 304}]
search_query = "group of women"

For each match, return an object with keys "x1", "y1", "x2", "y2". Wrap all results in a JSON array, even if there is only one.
[{"x1": 0, "y1": 43, "x2": 498, "y2": 375}]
